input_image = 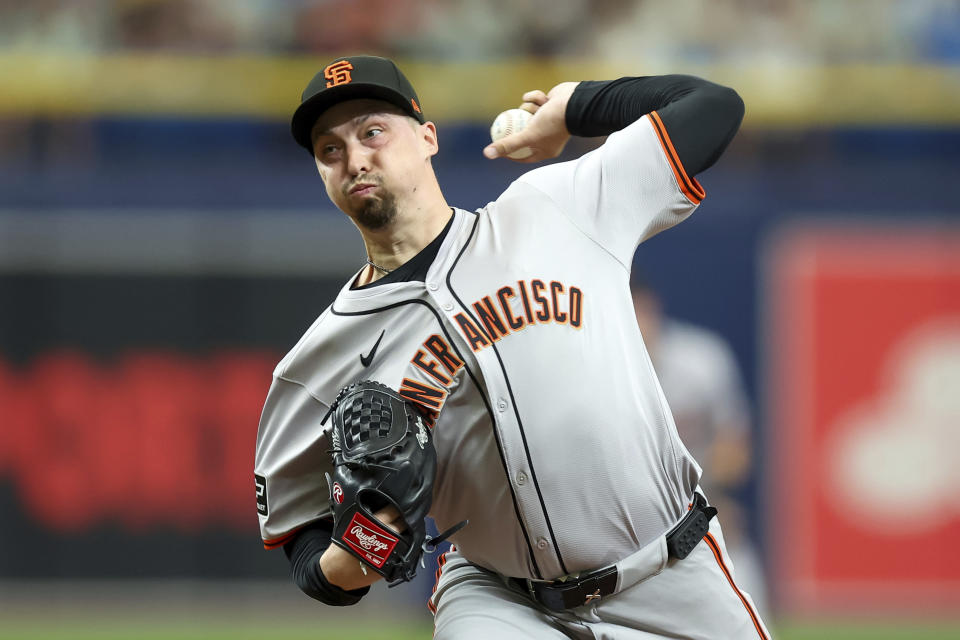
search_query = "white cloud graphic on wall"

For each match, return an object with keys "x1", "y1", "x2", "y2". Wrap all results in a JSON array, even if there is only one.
[{"x1": 828, "y1": 318, "x2": 960, "y2": 533}]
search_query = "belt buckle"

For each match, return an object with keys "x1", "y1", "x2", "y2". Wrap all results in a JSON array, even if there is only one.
[
  {"x1": 518, "y1": 566, "x2": 617, "y2": 612},
  {"x1": 559, "y1": 565, "x2": 617, "y2": 610}
]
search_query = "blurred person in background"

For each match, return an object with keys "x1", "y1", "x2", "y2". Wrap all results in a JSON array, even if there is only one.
[
  {"x1": 112, "y1": 0, "x2": 236, "y2": 52},
  {"x1": 291, "y1": 0, "x2": 419, "y2": 54},
  {"x1": 632, "y1": 275, "x2": 768, "y2": 617}
]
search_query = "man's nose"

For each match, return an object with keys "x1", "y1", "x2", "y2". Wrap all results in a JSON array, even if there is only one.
[{"x1": 345, "y1": 141, "x2": 372, "y2": 176}]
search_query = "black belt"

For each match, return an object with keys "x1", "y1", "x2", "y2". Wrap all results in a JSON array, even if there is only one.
[{"x1": 510, "y1": 494, "x2": 717, "y2": 611}]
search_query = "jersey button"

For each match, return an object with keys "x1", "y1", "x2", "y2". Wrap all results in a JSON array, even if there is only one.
[
  {"x1": 516, "y1": 471, "x2": 527, "y2": 486},
  {"x1": 442, "y1": 302, "x2": 454, "y2": 312},
  {"x1": 497, "y1": 398, "x2": 508, "y2": 411},
  {"x1": 427, "y1": 282, "x2": 439, "y2": 291},
  {"x1": 536, "y1": 537, "x2": 548, "y2": 550}
]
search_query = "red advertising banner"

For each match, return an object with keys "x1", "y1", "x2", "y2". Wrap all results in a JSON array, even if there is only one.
[
  {"x1": 767, "y1": 225, "x2": 960, "y2": 614},
  {"x1": 0, "y1": 350, "x2": 277, "y2": 534}
]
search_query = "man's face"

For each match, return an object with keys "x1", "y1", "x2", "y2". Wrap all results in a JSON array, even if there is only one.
[{"x1": 310, "y1": 99, "x2": 437, "y2": 231}]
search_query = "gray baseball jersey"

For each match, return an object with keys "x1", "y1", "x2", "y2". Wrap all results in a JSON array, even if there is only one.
[{"x1": 255, "y1": 113, "x2": 703, "y2": 581}]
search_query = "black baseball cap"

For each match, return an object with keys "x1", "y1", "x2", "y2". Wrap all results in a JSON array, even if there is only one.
[{"x1": 291, "y1": 55, "x2": 425, "y2": 154}]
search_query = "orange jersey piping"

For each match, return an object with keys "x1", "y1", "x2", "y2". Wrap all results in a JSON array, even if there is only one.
[
  {"x1": 647, "y1": 111, "x2": 706, "y2": 205},
  {"x1": 704, "y1": 532, "x2": 769, "y2": 639},
  {"x1": 427, "y1": 549, "x2": 450, "y2": 614}
]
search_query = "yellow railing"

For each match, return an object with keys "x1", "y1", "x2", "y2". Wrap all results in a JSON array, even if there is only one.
[{"x1": 2, "y1": 52, "x2": 958, "y2": 125}]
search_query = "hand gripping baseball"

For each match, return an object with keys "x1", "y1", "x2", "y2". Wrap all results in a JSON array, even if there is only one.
[
  {"x1": 322, "y1": 380, "x2": 457, "y2": 585},
  {"x1": 483, "y1": 81, "x2": 580, "y2": 163}
]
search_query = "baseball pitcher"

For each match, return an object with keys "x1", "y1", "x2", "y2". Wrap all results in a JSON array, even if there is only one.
[{"x1": 254, "y1": 55, "x2": 768, "y2": 639}]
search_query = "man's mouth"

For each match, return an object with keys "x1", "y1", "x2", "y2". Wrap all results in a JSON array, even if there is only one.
[{"x1": 349, "y1": 183, "x2": 377, "y2": 196}]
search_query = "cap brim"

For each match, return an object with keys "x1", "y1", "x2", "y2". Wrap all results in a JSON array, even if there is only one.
[{"x1": 291, "y1": 83, "x2": 424, "y2": 154}]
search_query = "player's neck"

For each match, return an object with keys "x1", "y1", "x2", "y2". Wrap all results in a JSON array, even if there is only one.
[{"x1": 357, "y1": 195, "x2": 452, "y2": 283}]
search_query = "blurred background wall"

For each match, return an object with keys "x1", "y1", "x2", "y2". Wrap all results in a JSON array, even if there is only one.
[{"x1": 1, "y1": 1, "x2": 958, "y2": 638}]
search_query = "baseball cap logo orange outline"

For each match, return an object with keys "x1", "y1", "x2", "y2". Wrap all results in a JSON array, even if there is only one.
[{"x1": 324, "y1": 60, "x2": 353, "y2": 88}]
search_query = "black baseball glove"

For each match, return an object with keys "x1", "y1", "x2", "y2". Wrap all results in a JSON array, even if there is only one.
[{"x1": 323, "y1": 380, "x2": 437, "y2": 585}]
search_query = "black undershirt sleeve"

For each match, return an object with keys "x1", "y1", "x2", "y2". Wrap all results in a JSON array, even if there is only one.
[
  {"x1": 283, "y1": 519, "x2": 371, "y2": 606},
  {"x1": 565, "y1": 75, "x2": 744, "y2": 177}
]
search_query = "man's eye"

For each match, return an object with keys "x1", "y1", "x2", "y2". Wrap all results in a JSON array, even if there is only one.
[
  {"x1": 365, "y1": 128, "x2": 383, "y2": 138},
  {"x1": 322, "y1": 144, "x2": 338, "y2": 155}
]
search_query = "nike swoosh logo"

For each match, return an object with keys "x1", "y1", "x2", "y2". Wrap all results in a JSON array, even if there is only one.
[{"x1": 360, "y1": 330, "x2": 385, "y2": 367}]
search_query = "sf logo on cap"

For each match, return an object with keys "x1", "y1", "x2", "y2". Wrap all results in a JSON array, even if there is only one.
[{"x1": 325, "y1": 60, "x2": 353, "y2": 88}]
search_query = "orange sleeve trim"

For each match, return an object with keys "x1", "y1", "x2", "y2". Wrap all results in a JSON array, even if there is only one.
[
  {"x1": 262, "y1": 528, "x2": 302, "y2": 550},
  {"x1": 646, "y1": 111, "x2": 706, "y2": 205},
  {"x1": 704, "y1": 533, "x2": 769, "y2": 640}
]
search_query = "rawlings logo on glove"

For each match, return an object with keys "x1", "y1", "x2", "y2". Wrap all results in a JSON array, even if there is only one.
[{"x1": 343, "y1": 512, "x2": 399, "y2": 567}]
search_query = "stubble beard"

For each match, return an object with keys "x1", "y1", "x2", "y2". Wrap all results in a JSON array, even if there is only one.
[
  {"x1": 343, "y1": 177, "x2": 399, "y2": 231},
  {"x1": 353, "y1": 189, "x2": 399, "y2": 231}
]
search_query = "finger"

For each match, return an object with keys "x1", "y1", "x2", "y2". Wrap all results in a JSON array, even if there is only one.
[
  {"x1": 483, "y1": 130, "x2": 535, "y2": 161},
  {"x1": 484, "y1": 143, "x2": 540, "y2": 163},
  {"x1": 484, "y1": 136, "x2": 524, "y2": 160},
  {"x1": 483, "y1": 142, "x2": 503, "y2": 159},
  {"x1": 522, "y1": 90, "x2": 548, "y2": 105},
  {"x1": 374, "y1": 505, "x2": 400, "y2": 520},
  {"x1": 374, "y1": 505, "x2": 407, "y2": 531},
  {"x1": 518, "y1": 102, "x2": 538, "y2": 115}
]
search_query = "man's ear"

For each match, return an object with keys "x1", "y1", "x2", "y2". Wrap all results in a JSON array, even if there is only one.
[{"x1": 420, "y1": 121, "x2": 439, "y2": 158}]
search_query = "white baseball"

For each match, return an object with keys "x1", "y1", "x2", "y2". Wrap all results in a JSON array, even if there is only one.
[{"x1": 490, "y1": 108, "x2": 533, "y2": 159}]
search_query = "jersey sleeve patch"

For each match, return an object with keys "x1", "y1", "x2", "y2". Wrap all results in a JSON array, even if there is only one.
[
  {"x1": 255, "y1": 474, "x2": 268, "y2": 516},
  {"x1": 647, "y1": 111, "x2": 705, "y2": 205}
]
